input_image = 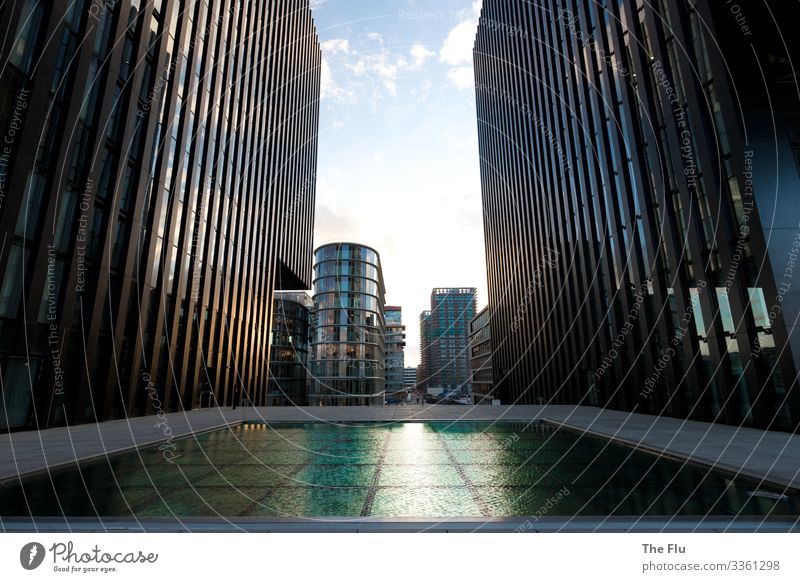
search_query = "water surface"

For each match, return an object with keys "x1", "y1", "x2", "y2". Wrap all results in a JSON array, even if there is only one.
[{"x1": 1, "y1": 422, "x2": 797, "y2": 519}]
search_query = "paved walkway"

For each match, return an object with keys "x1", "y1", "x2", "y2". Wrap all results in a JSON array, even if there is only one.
[
  {"x1": 1, "y1": 405, "x2": 799, "y2": 492},
  {"x1": 0, "y1": 408, "x2": 236, "y2": 484}
]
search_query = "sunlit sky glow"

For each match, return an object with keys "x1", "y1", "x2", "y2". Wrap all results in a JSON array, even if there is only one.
[{"x1": 309, "y1": 0, "x2": 486, "y2": 367}]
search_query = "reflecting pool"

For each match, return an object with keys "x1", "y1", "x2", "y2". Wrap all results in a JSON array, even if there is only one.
[{"x1": 1, "y1": 422, "x2": 797, "y2": 518}]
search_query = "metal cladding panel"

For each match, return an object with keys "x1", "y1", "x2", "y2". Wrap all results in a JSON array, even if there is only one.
[
  {"x1": 0, "y1": 0, "x2": 320, "y2": 429},
  {"x1": 474, "y1": 0, "x2": 800, "y2": 430}
]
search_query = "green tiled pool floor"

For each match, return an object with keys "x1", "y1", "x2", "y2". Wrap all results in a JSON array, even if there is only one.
[{"x1": 1, "y1": 422, "x2": 798, "y2": 518}]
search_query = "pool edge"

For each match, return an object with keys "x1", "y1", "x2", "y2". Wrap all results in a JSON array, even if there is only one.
[
  {"x1": 543, "y1": 419, "x2": 800, "y2": 495},
  {"x1": 0, "y1": 420, "x2": 244, "y2": 486},
  {"x1": 1, "y1": 515, "x2": 797, "y2": 533}
]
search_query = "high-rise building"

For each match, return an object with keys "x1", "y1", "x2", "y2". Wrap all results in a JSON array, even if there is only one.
[
  {"x1": 474, "y1": 0, "x2": 800, "y2": 429},
  {"x1": 404, "y1": 367, "x2": 417, "y2": 391},
  {"x1": 428, "y1": 288, "x2": 477, "y2": 395},
  {"x1": 268, "y1": 292, "x2": 313, "y2": 406},
  {"x1": 0, "y1": 0, "x2": 320, "y2": 430},
  {"x1": 384, "y1": 306, "x2": 406, "y2": 400},
  {"x1": 469, "y1": 306, "x2": 494, "y2": 404},
  {"x1": 309, "y1": 242, "x2": 386, "y2": 405},
  {"x1": 418, "y1": 310, "x2": 432, "y2": 389}
]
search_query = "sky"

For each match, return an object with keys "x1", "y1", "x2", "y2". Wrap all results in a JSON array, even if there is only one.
[{"x1": 309, "y1": 0, "x2": 486, "y2": 368}]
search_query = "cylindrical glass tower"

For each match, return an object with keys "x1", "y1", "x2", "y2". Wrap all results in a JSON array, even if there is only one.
[{"x1": 310, "y1": 243, "x2": 386, "y2": 405}]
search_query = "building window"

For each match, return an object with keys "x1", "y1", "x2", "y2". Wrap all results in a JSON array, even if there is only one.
[
  {"x1": 9, "y1": 0, "x2": 45, "y2": 76},
  {"x1": 0, "y1": 244, "x2": 29, "y2": 317},
  {"x1": 15, "y1": 170, "x2": 47, "y2": 239}
]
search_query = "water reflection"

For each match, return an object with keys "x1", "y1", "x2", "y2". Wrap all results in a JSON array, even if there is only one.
[{"x1": 0, "y1": 422, "x2": 797, "y2": 518}]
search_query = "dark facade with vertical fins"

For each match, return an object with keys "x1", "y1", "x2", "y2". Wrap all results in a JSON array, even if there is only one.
[
  {"x1": 0, "y1": 0, "x2": 320, "y2": 430},
  {"x1": 474, "y1": 0, "x2": 800, "y2": 430}
]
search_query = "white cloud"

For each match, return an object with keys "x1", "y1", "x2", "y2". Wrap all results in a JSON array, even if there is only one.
[
  {"x1": 446, "y1": 66, "x2": 475, "y2": 90},
  {"x1": 319, "y1": 40, "x2": 356, "y2": 102},
  {"x1": 440, "y1": 1, "x2": 481, "y2": 87},
  {"x1": 320, "y1": 31, "x2": 438, "y2": 105},
  {"x1": 320, "y1": 58, "x2": 339, "y2": 100},
  {"x1": 346, "y1": 53, "x2": 396, "y2": 96},
  {"x1": 440, "y1": 20, "x2": 477, "y2": 66},
  {"x1": 320, "y1": 57, "x2": 356, "y2": 103},
  {"x1": 320, "y1": 57, "x2": 336, "y2": 97},
  {"x1": 344, "y1": 46, "x2": 426, "y2": 99},
  {"x1": 321, "y1": 38, "x2": 351, "y2": 55},
  {"x1": 366, "y1": 31, "x2": 384, "y2": 45},
  {"x1": 369, "y1": 54, "x2": 400, "y2": 80},
  {"x1": 410, "y1": 79, "x2": 432, "y2": 104},
  {"x1": 409, "y1": 43, "x2": 435, "y2": 69}
]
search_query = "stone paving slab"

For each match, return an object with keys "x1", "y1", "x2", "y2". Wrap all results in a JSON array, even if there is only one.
[
  {"x1": 1, "y1": 405, "x2": 799, "y2": 493},
  {"x1": 0, "y1": 408, "x2": 239, "y2": 484}
]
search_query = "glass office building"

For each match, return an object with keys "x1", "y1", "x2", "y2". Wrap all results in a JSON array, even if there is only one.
[
  {"x1": 474, "y1": 0, "x2": 800, "y2": 429},
  {"x1": 428, "y1": 288, "x2": 477, "y2": 395},
  {"x1": 0, "y1": 0, "x2": 320, "y2": 430},
  {"x1": 268, "y1": 292, "x2": 313, "y2": 406},
  {"x1": 309, "y1": 243, "x2": 386, "y2": 405}
]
